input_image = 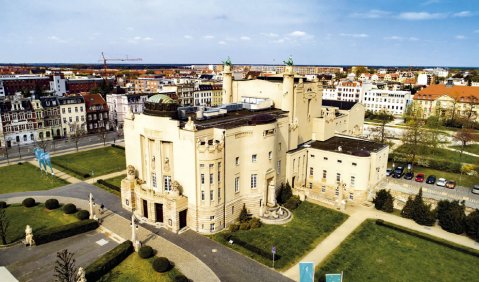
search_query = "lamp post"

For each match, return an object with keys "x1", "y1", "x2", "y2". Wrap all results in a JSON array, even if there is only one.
[
  {"x1": 89, "y1": 193, "x2": 94, "y2": 219},
  {"x1": 130, "y1": 211, "x2": 140, "y2": 251},
  {"x1": 4, "y1": 136, "x2": 10, "y2": 164}
]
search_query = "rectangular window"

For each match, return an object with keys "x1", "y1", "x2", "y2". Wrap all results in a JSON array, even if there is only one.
[
  {"x1": 210, "y1": 173, "x2": 213, "y2": 184},
  {"x1": 309, "y1": 182, "x2": 313, "y2": 189},
  {"x1": 164, "y1": 176, "x2": 171, "y2": 191},
  {"x1": 75, "y1": 107, "x2": 78, "y2": 112},
  {"x1": 250, "y1": 174, "x2": 257, "y2": 189},
  {"x1": 351, "y1": 176, "x2": 355, "y2": 187},
  {"x1": 277, "y1": 160, "x2": 281, "y2": 174},
  {"x1": 349, "y1": 193, "x2": 354, "y2": 200},
  {"x1": 235, "y1": 177, "x2": 240, "y2": 193},
  {"x1": 210, "y1": 190, "x2": 214, "y2": 201},
  {"x1": 152, "y1": 172, "x2": 157, "y2": 188},
  {"x1": 201, "y1": 190, "x2": 205, "y2": 200},
  {"x1": 322, "y1": 185, "x2": 326, "y2": 192},
  {"x1": 62, "y1": 108, "x2": 65, "y2": 114},
  {"x1": 322, "y1": 170, "x2": 327, "y2": 179},
  {"x1": 200, "y1": 164, "x2": 205, "y2": 168},
  {"x1": 201, "y1": 174, "x2": 205, "y2": 184},
  {"x1": 310, "y1": 154, "x2": 315, "y2": 158},
  {"x1": 252, "y1": 154, "x2": 257, "y2": 163},
  {"x1": 235, "y1": 157, "x2": 240, "y2": 166},
  {"x1": 68, "y1": 108, "x2": 71, "y2": 113},
  {"x1": 336, "y1": 173, "x2": 341, "y2": 182},
  {"x1": 323, "y1": 157, "x2": 328, "y2": 160},
  {"x1": 218, "y1": 188, "x2": 221, "y2": 200},
  {"x1": 232, "y1": 206, "x2": 234, "y2": 214},
  {"x1": 352, "y1": 162, "x2": 357, "y2": 166},
  {"x1": 310, "y1": 167, "x2": 314, "y2": 176},
  {"x1": 209, "y1": 164, "x2": 214, "y2": 168},
  {"x1": 268, "y1": 151, "x2": 272, "y2": 160},
  {"x1": 337, "y1": 160, "x2": 342, "y2": 163},
  {"x1": 210, "y1": 223, "x2": 215, "y2": 232}
]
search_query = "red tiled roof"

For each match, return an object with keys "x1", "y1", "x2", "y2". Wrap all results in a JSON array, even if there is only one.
[
  {"x1": 414, "y1": 84, "x2": 479, "y2": 101},
  {"x1": 80, "y1": 92, "x2": 108, "y2": 112}
]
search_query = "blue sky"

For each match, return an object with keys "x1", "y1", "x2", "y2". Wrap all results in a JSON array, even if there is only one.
[{"x1": 1, "y1": 0, "x2": 478, "y2": 66}]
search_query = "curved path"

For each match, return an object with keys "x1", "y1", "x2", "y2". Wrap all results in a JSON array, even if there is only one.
[{"x1": 0, "y1": 183, "x2": 292, "y2": 282}]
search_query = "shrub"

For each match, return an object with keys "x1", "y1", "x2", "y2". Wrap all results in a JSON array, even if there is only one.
[
  {"x1": 229, "y1": 223, "x2": 239, "y2": 232},
  {"x1": 138, "y1": 246, "x2": 154, "y2": 259},
  {"x1": 401, "y1": 196, "x2": 415, "y2": 219},
  {"x1": 85, "y1": 240, "x2": 133, "y2": 281},
  {"x1": 373, "y1": 189, "x2": 394, "y2": 212},
  {"x1": 239, "y1": 222, "x2": 251, "y2": 230},
  {"x1": 239, "y1": 204, "x2": 250, "y2": 223},
  {"x1": 76, "y1": 210, "x2": 90, "y2": 220},
  {"x1": 250, "y1": 218, "x2": 262, "y2": 229},
  {"x1": 152, "y1": 257, "x2": 171, "y2": 273},
  {"x1": 34, "y1": 219, "x2": 99, "y2": 245},
  {"x1": 279, "y1": 182, "x2": 293, "y2": 204},
  {"x1": 465, "y1": 209, "x2": 479, "y2": 242},
  {"x1": 284, "y1": 196, "x2": 301, "y2": 210},
  {"x1": 83, "y1": 173, "x2": 91, "y2": 178},
  {"x1": 63, "y1": 203, "x2": 77, "y2": 214},
  {"x1": 22, "y1": 198, "x2": 36, "y2": 208},
  {"x1": 436, "y1": 200, "x2": 466, "y2": 234},
  {"x1": 0, "y1": 201, "x2": 7, "y2": 209},
  {"x1": 175, "y1": 274, "x2": 189, "y2": 282},
  {"x1": 45, "y1": 199, "x2": 60, "y2": 210}
]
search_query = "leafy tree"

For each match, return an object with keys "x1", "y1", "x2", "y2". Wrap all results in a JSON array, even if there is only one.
[
  {"x1": 368, "y1": 111, "x2": 394, "y2": 144},
  {"x1": 401, "y1": 196, "x2": 415, "y2": 219},
  {"x1": 465, "y1": 209, "x2": 479, "y2": 242},
  {"x1": 373, "y1": 189, "x2": 394, "y2": 212},
  {"x1": 408, "y1": 188, "x2": 436, "y2": 226},
  {"x1": 0, "y1": 208, "x2": 9, "y2": 245},
  {"x1": 239, "y1": 204, "x2": 250, "y2": 223},
  {"x1": 53, "y1": 249, "x2": 78, "y2": 282},
  {"x1": 280, "y1": 182, "x2": 293, "y2": 204},
  {"x1": 436, "y1": 200, "x2": 465, "y2": 234},
  {"x1": 401, "y1": 117, "x2": 425, "y2": 164}
]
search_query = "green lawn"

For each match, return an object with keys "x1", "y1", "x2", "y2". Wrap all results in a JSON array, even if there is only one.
[
  {"x1": 388, "y1": 161, "x2": 479, "y2": 187},
  {"x1": 395, "y1": 144, "x2": 479, "y2": 164},
  {"x1": 211, "y1": 202, "x2": 348, "y2": 270},
  {"x1": 2, "y1": 203, "x2": 78, "y2": 244},
  {"x1": 0, "y1": 162, "x2": 68, "y2": 194},
  {"x1": 450, "y1": 144, "x2": 479, "y2": 155},
  {"x1": 316, "y1": 220, "x2": 479, "y2": 282},
  {"x1": 100, "y1": 253, "x2": 181, "y2": 282},
  {"x1": 93, "y1": 174, "x2": 125, "y2": 197},
  {"x1": 51, "y1": 147, "x2": 126, "y2": 179}
]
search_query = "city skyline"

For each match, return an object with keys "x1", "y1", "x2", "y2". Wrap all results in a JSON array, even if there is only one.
[{"x1": 1, "y1": 0, "x2": 478, "y2": 67}]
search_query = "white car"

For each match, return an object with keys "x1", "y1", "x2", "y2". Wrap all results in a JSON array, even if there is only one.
[{"x1": 436, "y1": 178, "x2": 447, "y2": 187}]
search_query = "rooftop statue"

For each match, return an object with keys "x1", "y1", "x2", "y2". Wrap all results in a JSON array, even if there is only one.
[
  {"x1": 222, "y1": 56, "x2": 232, "y2": 67},
  {"x1": 283, "y1": 56, "x2": 294, "y2": 66}
]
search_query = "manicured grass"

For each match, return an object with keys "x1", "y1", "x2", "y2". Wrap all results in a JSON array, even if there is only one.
[
  {"x1": 450, "y1": 144, "x2": 479, "y2": 155},
  {"x1": 0, "y1": 162, "x2": 68, "y2": 194},
  {"x1": 395, "y1": 144, "x2": 479, "y2": 164},
  {"x1": 2, "y1": 203, "x2": 79, "y2": 244},
  {"x1": 316, "y1": 220, "x2": 479, "y2": 282},
  {"x1": 93, "y1": 174, "x2": 125, "y2": 197},
  {"x1": 388, "y1": 161, "x2": 479, "y2": 187},
  {"x1": 51, "y1": 147, "x2": 125, "y2": 179},
  {"x1": 100, "y1": 253, "x2": 181, "y2": 282},
  {"x1": 211, "y1": 201, "x2": 348, "y2": 270}
]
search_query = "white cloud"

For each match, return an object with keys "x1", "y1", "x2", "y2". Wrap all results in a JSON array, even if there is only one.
[
  {"x1": 240, "y1": 36, "x2": 251, "y2": 40},
  {"x1": 261, "y1": 32, "x2": 279, "y2": 38},
  {"x1": 184, "y1": 35, "x2": 193, "y2": 39},
  {"x1": 288, "y1": 30, "x2": 306, "y2": 37},
  {"x1": 47, "y1": 35, "x2": 68, "y2": 43},
  {"x1": 127, "y1": 36, "x2": 154, "y2": 43},
  {"x1": 453, "y1": 11, "x2": 472, "y2": 17},
  {"x1": 455, "y1": 35, "x2": 466, "y2": 40},
  {"x1": 203, "y1": 35, "x2": 214, "y2": 39},
  {"x1": 350, "y1": 9, "x2": 391, "y2": 19},
  {"x1": 398, "y1": 12, "x2": 447, "y2": 20},
  {"x1": 384, "y1": 36, "x2": 419, "y2": 41},
  {"x1": 421, "y1": 0, "x2": 441, "y2": 6},
  {"x1": 340, "y1": 33, "x2": 368, "y2": 38},
  {"x1": 218, "y1": 40, "x2": 226, "y2": 45},
  {"x1": 126, "y1": 27, "x2": 134, "y2": 31}
]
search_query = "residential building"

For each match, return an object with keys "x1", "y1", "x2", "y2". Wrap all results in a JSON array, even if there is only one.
[
  {"x1": 106, "y1": 93, "x2": 150, "y2": 129},
  {"x1": 81, "y1": 93, "x2": 110, "y2": 134},
  {"x1": 66, "y1": 77, "x2": 107, "y2": 93},
  {"x1": 121, "y1": 63, "x2": 386, "y2": 234},
  {"x1": 193, "y1": 84, "x2": 222, "y2": 106},
  {"x1": 58, "y1": 95, "x2": 86, "y2": 137},
  {"x1": 417, "y1": 73, "x2": 434, "y2": 86},
  {"x1": 321, "y1": 100, "x2": 365, "y2": 135},
  {"x1": 133, "y1": 76, "x2": 163, "y2": 93},
  {"x1": 362, "y1": 89, "x2": 412, "y2": 116},
  {"x1": 40, "y1": 96, "x2": 63, "y2": 138},
  {"x1": 413, "y1": 84, "x2": 479, "y2": 122},
  {"x1": 50, "y1": 75, "x2": 67, "y2": 96},
  {"x1": 30, "y1": 98, "x2": 52, "y2": 141},
  {"x1": 0, "y1": 94, "x2": 38, "y2": 147},
  {"x1": 0, "y1": 74, "x2": 50, "y2": 96}
]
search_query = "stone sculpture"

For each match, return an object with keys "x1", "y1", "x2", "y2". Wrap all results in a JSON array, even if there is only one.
[
  {"x1": 24, "y1": 225, "x2": 34, "y2": 246},
  {"x1": 76, "y1": 267, "x2": 86, "y2": 282}
]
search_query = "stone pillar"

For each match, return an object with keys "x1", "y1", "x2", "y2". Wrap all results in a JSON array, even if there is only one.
[
  {"x1": 89, "y1": 193, "x2": 94, "y2": 219},
  {"x1": 282, "y1": 65, "x2": 294, "y2": 121},
  {"x1": 267, "y1": 183, "x2": 276, "y2": 207},
  {"x1": 222, "y1": 64, "x2": 233, "y2": 104}
]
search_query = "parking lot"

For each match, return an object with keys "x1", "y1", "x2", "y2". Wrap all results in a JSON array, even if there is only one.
[{"x1": 381, "y1": 176, "x2": 479, "y2": 209}]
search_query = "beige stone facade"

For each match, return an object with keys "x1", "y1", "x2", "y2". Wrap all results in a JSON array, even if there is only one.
[{"x1": 121, "y1": 64, "x2": 386, "y2": 234}]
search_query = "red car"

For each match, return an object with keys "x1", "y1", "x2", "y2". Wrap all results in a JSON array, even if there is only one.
[{"x1": 415, "y1": 173, "x2": 425, "y2": 182}]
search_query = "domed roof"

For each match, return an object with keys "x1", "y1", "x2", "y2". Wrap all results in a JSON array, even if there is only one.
[{"x1": 147, "y1": 94, "x2": 176, "y2": 104}]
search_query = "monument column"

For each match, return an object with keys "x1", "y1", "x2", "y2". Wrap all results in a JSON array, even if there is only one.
[{"x1": 222, "y1": 58, "x2": 233, "y2": 104}]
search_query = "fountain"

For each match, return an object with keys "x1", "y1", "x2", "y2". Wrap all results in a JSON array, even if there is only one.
[{"x1": 259, "y1": 183, "x2": 293, "y2": 224}]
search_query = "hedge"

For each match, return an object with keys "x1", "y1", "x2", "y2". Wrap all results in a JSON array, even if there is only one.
[
  {"x1": 138, "y1": 245, "x2": 154, "y2": 259},
  {"x1": 22, "y1": 198, "x2": 36, "y2": 207},
  {"x1": 376, "y1": 219, "x2": 479, "y2": 258},
  {"x1": 45, "y1": 199, "x2": 60, "y2": 210},
  {"x1": 111, "y1": 144, "x2": 125, "y2": 150},
  {"x1": 223, "y1": 234, "x2": 281, "y2": 260},
  {"x1": 85, "y1": 240, "x2": 134, "y2": 281},
  {"x1": 51, "y1": 160, "x2": 90, "y2": 179},
  {"x1": 76, "y1": 210, "x2": 90, "y2": 220},
  {"x1": 96, "y1": 179, "x2": 121, "y2": 192},
  {"x1": 63, "y1": 203, "x2": 77, "y2": 214},
  {"x1": 34, "y1": 219, "x2": 99, "y2": 245},
  {"x1": 0, "y1": 201, "x2": 7, "y2": 209},
  {"x1": 152, "y1": 257, "x2": 171, "y2": 273}
]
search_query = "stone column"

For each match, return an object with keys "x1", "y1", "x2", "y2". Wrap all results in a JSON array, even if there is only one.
[{"x1": 267, "y1": 183, "x2": 276, "y2": 207}]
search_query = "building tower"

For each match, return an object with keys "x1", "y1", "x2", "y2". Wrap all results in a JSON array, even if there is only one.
[
  {"x1": 282, "y1": 64, "x2": 295, "y2": 122},
  {"x1": 222, "y1": 58, "x2": 233, "y2": 104}
]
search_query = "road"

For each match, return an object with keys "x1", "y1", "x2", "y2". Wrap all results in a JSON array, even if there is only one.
[
  {"x1": 0, "y1": 131, "x2": 123, "y2": 165},
  {"x1": 381, "y1": 176, "x2": 479, "y2": 209}
]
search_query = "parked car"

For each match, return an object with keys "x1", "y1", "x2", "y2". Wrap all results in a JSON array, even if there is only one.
[
  {"x1": 404, "y1": 172, "x2": 414, "y2": 180},
  {"x1": 446, "y1": 180, "x2": 456, "y2": 189},
  {"x1": 415, "y1": 173, "x2": 425, "y2": 182},
  {"x1": 426, "y1": 175, "x2": 436, "y2": 184},
  {"x1": 386, "y1": 168, "x2": 392, "y2": 176},
  {"x1": 472, "y1": 184, "x2": 479, "y2": 195},
  {"x1": 392, "y1": 166, "x2": 404, "y2": 178},
  {"x1": 436, "y1": 178, "x2": 447, "y2": 187}
]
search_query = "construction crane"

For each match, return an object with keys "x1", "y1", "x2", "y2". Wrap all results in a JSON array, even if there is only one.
[{"x1": 99, "y1": 52, "x2": 142, "y2": 78}]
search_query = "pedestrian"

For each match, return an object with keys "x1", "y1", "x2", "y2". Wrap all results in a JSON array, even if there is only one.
[{"x1": 100, "y1": 203, "x2": 105, "y2": 214}]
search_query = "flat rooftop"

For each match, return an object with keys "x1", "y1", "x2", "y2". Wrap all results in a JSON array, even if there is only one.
[
  {"x1": 309, "y1": 136, "x2": 387, "y2": 157},
  {"x1": 180, "y1": 108, "x2": 288, "y2": 130}
]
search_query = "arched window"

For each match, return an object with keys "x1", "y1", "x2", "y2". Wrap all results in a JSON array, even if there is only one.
[{"x1": 23, "y1": 135, "x2": 27, "y2": 141}]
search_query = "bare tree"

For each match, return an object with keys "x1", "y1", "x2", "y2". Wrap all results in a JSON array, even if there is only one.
[
  {"x1": 53, "y1": 249, "x2": 77, "y2": 282},
  {"x1": 369, "y1": 111, "x2": 394, "y2": 144},
  {"x1": 36, "y1": 134, "x2": 48, "y2": 152},
  {"x1": 0, "y1": 208, "x2": 9, "y2": 245},
  {"x1": 70, "y1": 123, "x2": 86, "y2": 152},
  {"x1": 401, "y1": 107, "x2": 425, "y2": 164},
  {"x1": 454, "y1": 127, "x2": 477, "y2": 161}
]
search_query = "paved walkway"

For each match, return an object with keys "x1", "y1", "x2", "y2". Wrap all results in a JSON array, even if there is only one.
[
  {"x1": 283, "y1": 199, "x2": 479, "y2": 281},
  {"x1": 85, "y1": 170, "x2": 126, "y2": 184},
  {"x1": 28, "y1": 160, "x2": 82, "y2": 184}
]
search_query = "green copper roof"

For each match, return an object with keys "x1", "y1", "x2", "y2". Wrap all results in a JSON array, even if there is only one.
[{"x1": 147, "y1": 94, "x2": 175, "y2": 104}]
